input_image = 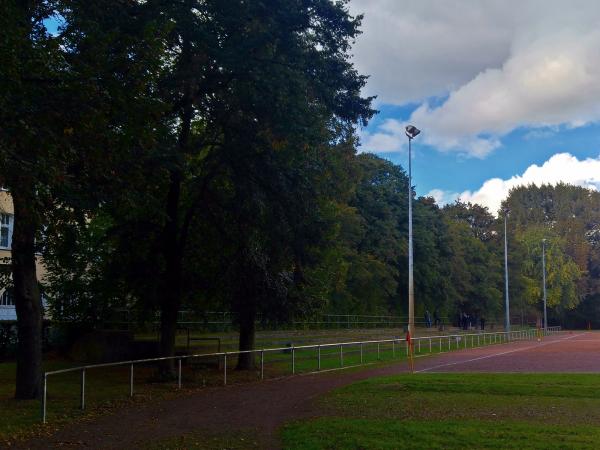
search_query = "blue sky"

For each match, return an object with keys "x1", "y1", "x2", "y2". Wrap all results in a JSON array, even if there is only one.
[
  {"x1": 361, "y1": 103, "x2": 600, "y2": 198},
  {"x1": 348, "y1": 0, "x2": 600, "y2": 214}
]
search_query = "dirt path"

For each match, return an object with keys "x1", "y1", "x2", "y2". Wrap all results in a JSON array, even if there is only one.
[{"x1": 18, "y1": 332, "x2": 585, "y2": 449}]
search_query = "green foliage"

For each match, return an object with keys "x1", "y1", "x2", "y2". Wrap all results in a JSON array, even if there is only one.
[
  {"x1": 502, "y1": 183, "x2": 600, "y2": 322},
  {"x1": 441, "y1": 207, "x2": 502, "y2": 319},
  {"x1": 518, "y1": 227, "x2": 581, "y2": 310}
]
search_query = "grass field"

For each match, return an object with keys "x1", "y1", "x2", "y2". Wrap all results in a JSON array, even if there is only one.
[
  {"x1": 282, "y1": 373, "x2": 600, "y2": 449},
  {"x1": 0, "y1": 361, "x2": 179, "y2": 442}
]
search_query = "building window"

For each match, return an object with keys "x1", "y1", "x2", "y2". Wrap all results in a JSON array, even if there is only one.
[
  {"x1": 0, "y1": 289, "x2": 13, "y2": 306},
  {"x1": 0, "y1": 213, "x2": 13, "y2": 249}
]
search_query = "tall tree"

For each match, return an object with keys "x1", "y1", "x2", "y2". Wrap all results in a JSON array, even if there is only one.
[
  {"x1": 0, "y1": 0, "x2": 67, "y2": 399},
  {"x1": 1, "y1": 0, "x2": 167, "y2": 396}
]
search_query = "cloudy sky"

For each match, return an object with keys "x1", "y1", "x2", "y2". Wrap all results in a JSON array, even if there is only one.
[{"x1": 348, "y1": 0, "x2": 600, "y2": 214}]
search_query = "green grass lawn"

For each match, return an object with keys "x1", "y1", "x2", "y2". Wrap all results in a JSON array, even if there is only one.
[
  {"x1": 282, "y1": 373, "x2": 600, "y2": 449},
  {"x1": 0, "y1": 361, "x2": 174, "y2": 443}
]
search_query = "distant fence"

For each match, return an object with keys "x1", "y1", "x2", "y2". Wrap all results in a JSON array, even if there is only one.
[
  {"x1": 41, "y1": 326, "x2": 561, "y2": 423},
  {"x1": 104, "y1": 311, "x2": 454, "y2": 332}
]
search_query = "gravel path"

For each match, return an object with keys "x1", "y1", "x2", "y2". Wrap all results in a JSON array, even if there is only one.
[{"x1": 18, "y1": 332, "x2": 589, "y2": 449}]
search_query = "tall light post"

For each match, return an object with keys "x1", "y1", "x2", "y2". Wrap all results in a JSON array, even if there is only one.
[
  {"x1": 405, "y1": 125, "x2": 420, "y2": 336},
  {"x1": 542, "y1": 239, "x2": 548, "y2": 332},
  {"x1": 502, "y1": 208, "x2": 511, "y2": 333}
]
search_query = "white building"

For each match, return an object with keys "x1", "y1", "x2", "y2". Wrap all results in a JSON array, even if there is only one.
[{"x1": 0, "y1": 190, "x2": 46, "y2": 322}]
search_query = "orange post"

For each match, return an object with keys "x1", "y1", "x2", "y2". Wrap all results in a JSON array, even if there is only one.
[{"x1": 406, "y1": 330, "x2": 415, "y2": 373}]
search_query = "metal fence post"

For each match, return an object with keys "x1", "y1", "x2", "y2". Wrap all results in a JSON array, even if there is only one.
[
  {"x1": 377, "y1": 342, "x2": 380, "y2": 360},
  {"x1": 317, "y1": 345, "x2": 321, "y2": 371},
  {"x1": 429, "y1": 338, "x2": 432, "y2": 353},
  {"x1": 261, "y1": 350, "x2": 264, "y2": 380},
  {"x1": 80, "y1": 368, "x2": 86, "y2": 410},
  {"x1": 340, "y1": 344, "x2": 343, "y2": 367},
  {"x1": 361, "y1": 342, "x2": 364, "y2": 363},
  {"x1": 178, "y1": 359, "x2": 182, "y2": 389},
  {"x1": 418, "y1": 338, "x2": 421, "y2": 353},
  {"x1": 292, "y1": 346, "x2": 296, "y2": 374},
  {"x1": 392, "y1": 340, "x2": 395, "y2": 358},
  {"x1": 130, "y1": 364, "x2": 134, "y2": 397},
  {"x1": 223, "y1": 353, "x2": 227, "y2": 385},
  {"x1": 41, "y1": 373, "x2": 47, "y2": 423},
  {"x1": 448, "y1": 337, "x2": 450, "y2": 351}
]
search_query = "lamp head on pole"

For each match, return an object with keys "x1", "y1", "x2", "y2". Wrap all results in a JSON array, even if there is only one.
[
  {"x1": 405, "y1": 125, "x2": 421, "y2": 139},
  {"x1": 502, "y1": 207, "x2": 510, "y2": 218}
]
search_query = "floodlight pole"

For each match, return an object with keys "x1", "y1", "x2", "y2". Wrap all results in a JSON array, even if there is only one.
[
  {"x1": 503, "y1": 210, "x2": 510, "y2": 333},
  {"x1": 408, "y1": 135, "x2": 414, "y2": 336},
  {"x1": 405, "y1": 125, "x2": 420, "y2": 336},
  {"x1": 542, "y1": 239, "x2": 547, "y2": 332}
]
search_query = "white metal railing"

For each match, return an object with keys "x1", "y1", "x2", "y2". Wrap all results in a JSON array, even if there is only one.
[{"x1": 41, "y1": 326, "x2": 561, "y2": 422}]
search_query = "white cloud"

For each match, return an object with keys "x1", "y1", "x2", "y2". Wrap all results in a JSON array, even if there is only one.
[
  {"x1": 351, "y1": 1, "x2": 600, "y2": 157},
  {"x1": 441, "y1": 153, "x2": 600, "y2": 214},
  {"x1": 349, "y1": 0, "x2": 516, "y2": 104},
  {"x1": 359, "y1": 119, "x2": 406, "y2": 153},
  {"x1": 359, "y1": 120, "x2": 405, "y2": 152},
  {"x1": 426, "y1": 189, "x2": 460, "y2": 206}
]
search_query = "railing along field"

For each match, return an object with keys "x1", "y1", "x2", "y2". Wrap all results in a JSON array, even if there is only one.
[{"x1": 41, "y1": 326, "x2": 561, "y2": 423}]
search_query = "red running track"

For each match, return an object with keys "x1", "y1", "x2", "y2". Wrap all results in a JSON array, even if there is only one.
[{"x1": 416, "y1": 331, "x2": 597, "y2": 373}]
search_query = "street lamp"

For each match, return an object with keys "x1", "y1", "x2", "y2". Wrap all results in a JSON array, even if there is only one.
[
  {"x1": 405, "y1": 125, "x2": 420, "y2": 336},
  {"x1": 502, "y1": 208, "x2": 511, "y2": 333},
  {"x1": 542, "y1": 239, "x2": 547, "y2": 332}
]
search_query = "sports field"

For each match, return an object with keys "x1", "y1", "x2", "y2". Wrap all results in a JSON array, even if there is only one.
[{"x1": 14, "y1": 331, "x2": 600, "y2": 449}]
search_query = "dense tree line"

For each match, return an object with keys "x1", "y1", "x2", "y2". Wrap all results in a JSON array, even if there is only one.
[{"x1": 3, "y1": 1, "x2": 599, "y2": 398}]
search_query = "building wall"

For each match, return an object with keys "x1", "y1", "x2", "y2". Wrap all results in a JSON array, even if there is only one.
[{"x1": 0, "y1": 190, "x2": 47, "y2": 322}]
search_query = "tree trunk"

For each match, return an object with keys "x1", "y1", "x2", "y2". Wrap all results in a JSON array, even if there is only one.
[
  {"x1": 158, "y1": 287, "x2": 180, "y2": 377},
  {"x1": 157, "y1": 32, "x2": 193, "y2": 377},
  {"x1": 11, "y1": 188, "x2": 43, "y2": 399},
  {"x1": 237, "y1": 303, "x2": 256, "y2": 370},
  {"x1": 158, "y1": 170, "x2": 183, "y2": 378}
]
